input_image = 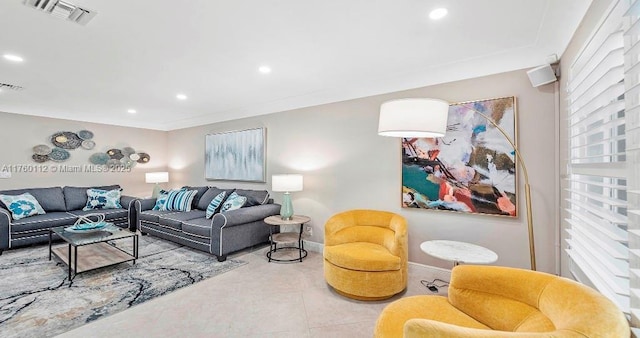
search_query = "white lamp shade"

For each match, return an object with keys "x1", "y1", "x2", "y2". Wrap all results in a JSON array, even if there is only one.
[
  {"x1": 378, "y1": 98, "x2": 450, "y2": 138},
  {"x1": 145, "y1": 172, "x2": 169, "y2": 184},
  {"x1": 272, "y1": 174, "x2": 303, "y2": 192}
]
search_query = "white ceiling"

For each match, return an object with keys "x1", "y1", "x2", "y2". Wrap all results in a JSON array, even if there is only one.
[{"x1": 0, "y1": 0, "x2": 592, "y2": 131}]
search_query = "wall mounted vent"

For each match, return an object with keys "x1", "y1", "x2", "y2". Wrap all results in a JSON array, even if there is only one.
[
  {"x1": 23, "y1": 0, "x2": 97, "y2": 26},
  {"x1": 0, "y1": 83, "x2": 25, "y2": 91}
]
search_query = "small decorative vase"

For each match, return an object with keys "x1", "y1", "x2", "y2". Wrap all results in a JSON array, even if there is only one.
[{"x1": 280, "y1": 192, "x2": 294, "y2": 220}]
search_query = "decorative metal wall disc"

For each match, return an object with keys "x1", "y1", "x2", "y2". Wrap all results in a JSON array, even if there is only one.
[
  {"x1": 89, "y1": 153, "x2": 109, "y2": 165},
  {"x1": 33, "y1": 144, "x2": 52, "y2": 156},
  {"x1": 32, "y1": 154, "x2": 49, "y2": 163},
  {"x1": 136, "y1": 153, "x2": 150, "y2": 163},
  {"x1": 106, "y1": 148, "x2": 124, "y2": 160},
  {"x1": 51, "y1": 132, "x2": 82, "y2": 149},
  {"x1": 49, "y1": 147, "x2": 70, "y2": 162},
  {"x1": 77, "y1": 130, "x2": 94, "y2": 140},
  {"x1": 122, "y1": 147, "x2": 136, "y2": 156},
  {"x1": 81, "y1": 140, "x2": 96, "y2": 150}
]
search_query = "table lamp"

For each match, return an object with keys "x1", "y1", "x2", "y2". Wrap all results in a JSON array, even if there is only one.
[
  {"x1": 272, "y1": 174, "x2": 303, "y2": 220},
  {"x1": 145, "y1": 172, "x2": 169, "y2": 198},
  {"x1": 378, "y1": 98, "x2": 536, "y2": 271}
]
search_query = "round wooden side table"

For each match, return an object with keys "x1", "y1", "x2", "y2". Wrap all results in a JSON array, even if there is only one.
[{"x1": 264, "y1": 215, "x2": 311, "y2": 263}]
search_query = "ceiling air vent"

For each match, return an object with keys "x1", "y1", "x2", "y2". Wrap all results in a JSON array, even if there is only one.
[
  {"x1": 0, "y1": 83, "x2": 24, "y2": 91},
  {"x1": 23, "y1": 0, "x2": 97, "y2": 26}
]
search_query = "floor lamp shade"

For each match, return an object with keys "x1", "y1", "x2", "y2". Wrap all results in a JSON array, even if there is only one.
[
  {"x1": 145, "y1": 172, "x2": 169, "y2": 199},
  {"x1": 378, "y1": 98, "x2": 450, "y2": 138},
  {"x1": 272, "y1": 174, "x2": 303, "y2": 220}
]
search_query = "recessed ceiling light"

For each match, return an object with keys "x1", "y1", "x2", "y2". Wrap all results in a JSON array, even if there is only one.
[
  {"x1": 127, "y1": 109, "x2": 137, "y2": 114},
  {"x1": 258, "y1": 66, "x2": 272, "y2": 74},
  {"x1": 176, "y1": 93, "x2": 188, "y2": 100},
  {"x1": 429, "y1": 8, "x2": 448, "y2": 20},
  {"x1": 3, "y1": 54, "x2": 24, "y2": 62}
]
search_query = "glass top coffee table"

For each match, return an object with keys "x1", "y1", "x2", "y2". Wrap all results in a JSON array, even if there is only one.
[{"x1": 49, "y1": 223, "x2": 138, "y2": 284}]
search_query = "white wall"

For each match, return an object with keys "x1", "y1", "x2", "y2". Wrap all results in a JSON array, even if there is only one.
[
  {"x1": 168, "y1": 68, "x2": 558, "y2": 272},
  {"x1": 0, "y1": 111, "x2": 168, "y2": 197}
]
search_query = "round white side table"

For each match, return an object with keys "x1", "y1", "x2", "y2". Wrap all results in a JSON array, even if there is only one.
[{"x1": 420, "y1": 240, "x2": 498, "y2": 267}]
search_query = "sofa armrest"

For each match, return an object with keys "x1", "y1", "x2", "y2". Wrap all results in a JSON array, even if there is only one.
[
  {"x1": 0, "y1": 208, "x2": 11, "y2": 251},
  {"x1": 137, "y1": 198, "x2": 157, "y2": 212},
  {"x1": 131, "y1": 198, "x2": 156, "y2": 232},
  {"x1": 121, "y1": 195, "x2": 138, "y2": 232},
  {"x1": 211, "y1": 204, "x2": 281, "y2": 229}
]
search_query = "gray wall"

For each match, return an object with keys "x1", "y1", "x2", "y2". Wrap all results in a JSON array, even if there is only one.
[
  {"x1": 168, "y1": 68, "x2": 558, "y2": 272},
  {"x1": 0, "y1": 111, "x2": 168, "y2": 197}
]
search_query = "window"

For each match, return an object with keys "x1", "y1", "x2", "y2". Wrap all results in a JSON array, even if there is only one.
[
  {"x1": 565, "y1": 0, "x2": 640, "y2": 330},
  {"x1": 565, "y1": 0, "x2": 629, "y2": 313}
]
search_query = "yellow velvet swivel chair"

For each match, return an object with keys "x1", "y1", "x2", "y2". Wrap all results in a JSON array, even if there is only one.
[
  {"x1": 374, "y1": 265, "x2": 630, "y2": 338},
  {"x1": 323, "y1": 209, "x2": 408, "y2": 300}
]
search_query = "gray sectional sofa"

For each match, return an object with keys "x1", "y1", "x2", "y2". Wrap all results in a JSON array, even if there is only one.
[
  {"x1": 0, "y1": 185, "x2": 137, "y2": 255},
  {"x1": 134, "y1": 186, "x2": 280, "y2": 262}
]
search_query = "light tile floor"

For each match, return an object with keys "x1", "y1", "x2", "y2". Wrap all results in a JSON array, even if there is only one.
[{"x1": 58, "y1": 246, "x2": 452, "y2": 338}]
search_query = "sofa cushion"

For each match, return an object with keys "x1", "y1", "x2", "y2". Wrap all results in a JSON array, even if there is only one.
[
  {"x1": 196, "y1": 187, "x2": 235, "y2": 211},
  {"x1": 234, "y1": 189, "x2": 270, "y2": 207},
  {"x1": 205, "y1": 191, "x2": 227, "y2": 219},
  {"x1": 0, "y1": 187, "x2": 66, "y2": 212},
  {"x1": 68, "y1": 209, "x2": 128, "y2": 223},
  {"x1": 11, "y1": 212, "x2": 77, "y2": 233},
  {"x1": 324, "y1": 242, "x2": 401, "y2": 272},
  {"x1": 181, "y1": 186, "x2": 209, "y2": 210},
  {"x1": 0, "y1": 193, "x2": 46, "y2": 220},
  {"x1": 158, "y1": 210, "x2": 206, "y2": 231},
  {"x1": 83, "y1": 188, "x2": 123, "y2": 211},
  {"x1": 140, "y1": 210, "x2": 180, "y2": 224},
  {"x1": 221, "y1": 192, "x2": 247, "y2": 212},
  {"x1": 164, "y1": 189, "x2": 198, "y2": 212},
  {"x1": 181, "y1": 218, "x2": 212, "y2": 239},
  {"x1": 63, "y1": 185, "x2": 121, "y2": 211}
]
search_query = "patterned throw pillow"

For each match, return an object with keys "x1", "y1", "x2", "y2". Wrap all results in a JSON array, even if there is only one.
[
  {"x1": 83, "y1": 188, "x2": 122, "y2": 211},
  {"x1": 220, "y1": 192, "x2": 247, "y2": 213},
  {"x1": 0, "y1": 193, "x2": 46, "y2": 220},
  {"x1": 205, "y1": 191, "x2": 227, "y2": 219},
  {"x1": 152, "y1": 189, "x2": 171, "y2": 210},
  {"x1": 164, "y1": 189, "x2": 198, "y2": 212}
]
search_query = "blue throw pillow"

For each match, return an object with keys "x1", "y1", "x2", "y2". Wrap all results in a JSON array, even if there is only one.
[
  {"x1": 164, "y1": 189, "x2": 198, "y2": 212},
  {"x1": 0, "y1": 193, "x2": 46, "y2": 220},
  {"x1": 205, "y1": 191, "x2": 227, "y2": 219},
  {"x1": 152, "y1": 189, "x2": 171, "y2": 210},
  {"x1": 83, "y1": 188, "x2": 122, "y2": 211},
  {"x1": 220, "y1": 192, "x2": 247, "y2": 213}
]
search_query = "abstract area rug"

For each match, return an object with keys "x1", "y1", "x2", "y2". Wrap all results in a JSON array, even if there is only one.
[{"x1": 0, "y1": 235, "x2": 246, "y2": 338}]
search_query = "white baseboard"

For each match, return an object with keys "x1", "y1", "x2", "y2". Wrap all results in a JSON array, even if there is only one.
[{"x1": 303, "y1": 240, "x2": 324, "y2": 254}]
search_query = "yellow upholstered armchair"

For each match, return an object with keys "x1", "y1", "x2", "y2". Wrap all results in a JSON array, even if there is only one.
[
  {"x1": 323, "y1": 209, "x2": 408, "y2": 300},
  {"x1": 374, "y1": 265, "x2": 630, "y2": 338}
]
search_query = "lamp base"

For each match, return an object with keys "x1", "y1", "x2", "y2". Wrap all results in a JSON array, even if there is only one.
[
  {"x1": 280, "y1": 192, "x2": 294, "y2": 220},
  {"x1": 151, "y1": 184, "x2": 162, "y2": 199}
]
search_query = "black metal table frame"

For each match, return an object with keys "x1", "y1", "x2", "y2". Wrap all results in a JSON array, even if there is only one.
[
  {"x1": 48, "y1": 228, "x2": 138, "y2": 284},
  {"x1": 267, "y1": 222, "x2": 308, "y2": 263}
]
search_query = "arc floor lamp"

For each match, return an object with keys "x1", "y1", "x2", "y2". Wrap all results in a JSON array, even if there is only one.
[{"x1": 378, "y1": 98, "x2": 536, "y2": 271}]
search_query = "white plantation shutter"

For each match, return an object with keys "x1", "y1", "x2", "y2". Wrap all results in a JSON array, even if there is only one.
[
  {"x1": 565, "y1": 0, "x2": 631, "y2": 316},
  {"x1": 625, "y1": 0, "x2": 640, "y2": 331}
]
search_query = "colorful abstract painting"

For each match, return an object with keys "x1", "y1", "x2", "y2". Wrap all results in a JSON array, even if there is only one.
[
  {"x1": 402, "y1": 97, "x2": 517, "y2": 217},
  {"x1": 205, "y1": 128, "x2": 266, "y2": 182}
]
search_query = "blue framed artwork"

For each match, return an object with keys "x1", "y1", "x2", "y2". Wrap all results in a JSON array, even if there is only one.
[{"x1": 205, "y1": 128, "x2": 266, "y2": 182}]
